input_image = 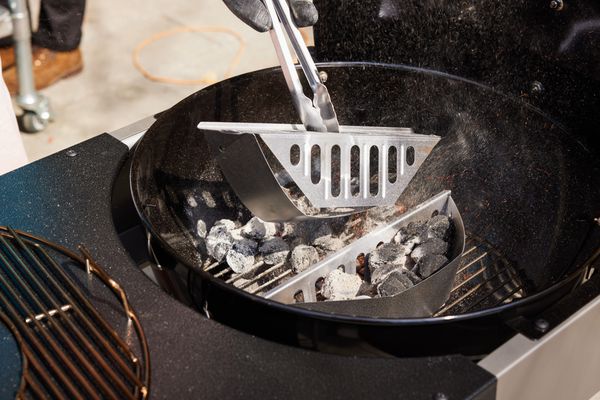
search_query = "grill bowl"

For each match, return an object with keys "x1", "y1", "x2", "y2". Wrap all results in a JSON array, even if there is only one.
[{"x1": 129, "y1": 63, "x2": 599, "y2": 356}]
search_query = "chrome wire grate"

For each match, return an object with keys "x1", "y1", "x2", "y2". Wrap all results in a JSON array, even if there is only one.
[
  {"x1": 436, "y1": 234, "x2": 525, "y2": 316},
  {"x1": 204, "y1": 259, "x2": 291, "y2": 295},
  {"x1": 0, "y1": 227, "x2": 150, "y2": 399}
]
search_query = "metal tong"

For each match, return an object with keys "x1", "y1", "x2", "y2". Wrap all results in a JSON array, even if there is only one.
[
  {"x1": 263, "y1": 0, "x2": 340, "y2": 133},
  {"x1": 200, "y1": 0, "x2": 441, "y2": 222}
]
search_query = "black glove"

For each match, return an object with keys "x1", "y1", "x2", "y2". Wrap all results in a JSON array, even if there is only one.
[{"x1": 223, "y1": 0, "x2": 318, "y2": 32}]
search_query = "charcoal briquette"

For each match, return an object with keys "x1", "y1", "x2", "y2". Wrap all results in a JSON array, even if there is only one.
[
  {"x1": 356, "y1": 281, "x2": 378, "y2": 298},
  {"x1": 259, "y1": 237, "x2": 290, "y2": 265},
  {"x1": 369, "y1": 242, "x2": 410, "y2": 269},
  {"x1": 416, "y1": 254, "x2": 449, "y2": 278},
  {"x1": 313, "y1": 236, "x2": 345, "y2": 252},
  {"x1": 403, "y1": 269, "x2": 422, "y2": 285},
  {"x1": 370, "y1": 262, "x2": 399, "y2": 285},
  {"x1": 377, "y1": 271, "x2": 414, "y2": 297},
  {"x1": 426, "y1": 215, "x2": 452, "y2": 240},
  {"x1": 206, "y1": 222, "x2": 235, "y2": 262},
  {"x1": 321, "y1": 269, "x2": 363, "y2": 301},
  {"x1": 410, "y1": 238, "x2": 449, "y2": 263},
  {"x1": 226, "y1": 238, "x2": 258, "y2": 274},
  {"x1": 241, "y1": 217, "x2": 277, "y2": 240},
  {"x1": 290, "y1": 245, "x2": 320, "y2": 273}
]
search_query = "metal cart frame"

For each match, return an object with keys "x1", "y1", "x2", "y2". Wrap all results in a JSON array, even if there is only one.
[{"x1": 1, "y1": 0, "x2": 53, "y2": 132}]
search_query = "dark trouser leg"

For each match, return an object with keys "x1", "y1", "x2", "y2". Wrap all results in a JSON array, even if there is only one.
[
  {"x1": 32, "y1": 0, "x2": 86, "y2": 51},
  {"x1": 0, "y1": 0, "x2": 14, "y2": 47}
]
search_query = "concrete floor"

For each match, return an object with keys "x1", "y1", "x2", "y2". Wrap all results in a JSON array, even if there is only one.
[{"x1": 19, "y1": 0, "x2": 278, "y2": 161}]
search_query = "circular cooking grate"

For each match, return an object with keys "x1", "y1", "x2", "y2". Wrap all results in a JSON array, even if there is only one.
[{"x1": 0, "y1": 227, "x2": 150, "y2": 399}]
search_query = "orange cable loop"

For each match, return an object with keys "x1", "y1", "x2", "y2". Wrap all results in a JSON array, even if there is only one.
[{"x1": 132, "y1": 26, "x2": 246, "y2": 86}]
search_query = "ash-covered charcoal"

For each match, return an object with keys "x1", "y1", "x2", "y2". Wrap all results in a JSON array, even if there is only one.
[
  {"x1": 352, "y1": 213, "x2": 453, "y2": 299},
  {"x1": 368, "y1": 244, "x2": 415, "y2": 285},
  {"x1": 214, "y1": 219, "x2": 237, "y2": 230},
  {"x1": 358, "y1": 204, "x2": 410, "y2": 234},
  {"x1": 206, "y1": 235, "x2": 232, "y2": 262},
  {"x1": 392, "y1": 230, "x2": 403, "y2": 244},
  {"x1": 395, "y1": 221, "x2": 427, "y2": 243},
  {"x1": 403, "y1": 236, "x2": 422, "y2": 252},
  {"x1": 313, "y1": 236, "x2": 345, "y2": 253},
  {"x1": 410, "y1": 238, "x2": 449, "y2": 263},
  {"x1": 278, "y1": 222, "x2": 295, "y2": 238},
  {"x1": 356, "y1": 281, "x2": 378, "y2": 298},
  {"x1": 366, "y1": 205, "x2": 398, "y2": 222},
  {"x1": 226, "y1": 255, "x2": 255, "y2": 277},
  {"x1": 278, "y1": 220, "x2": 331, "y2": 247},
  {"x1": 425, "y1": 214, "x2": 452, "y2": 240},
  {"x1": 404, "y1": 269, "x2": 422, "y2": 285},
  {"x1": 310, "y1": 222, "x2": 333, "y2": 243},
  {"x1": 259, "y1": 237, "x2": 290, "y2": 265},
  {"x1": 321, "y1": 269, "x2": 363, "y2": 301},
  {"x1": 226, "y1": 238, "x2": 258, "y2": 274},
  {"x1": 276, "y1": 221, "x2": 303, "y2": 241},
  {"x1": 205, "y1": 191, "x2": 455, "y2": 305},
  {"x1": 416, "y1": 254, "x2": 449, "y2": 279},
  {"x1": 280, "y1": 220, "x2": 330, "y2": 243},
  {"x1": 289, "y1": 219, "x2": 348, "y2": 247},
  {"x1": 377, "y1": 271, "x2": 415, "y2": 297},
  {"x1": 290, "y1": 245, "x2": 319, "y2": 273},
  {"x1": 393, "y1": 230, "x2": 422, "y2": 247},
  {"x1": 370, "y1": 262, "x2": 399, "y2": 286},
  {"x1": 241, "y1": 217, "x2": 278, "y2": 240},
  {"x1": 206, "y1": 220, "x2": 237, "y2": 262},
  {"x1": 369, "y1": 242, "x2": 411, "y2": 268},
  {"x1": 292, "y1": 194, "x2": 318, "y2": 215}
]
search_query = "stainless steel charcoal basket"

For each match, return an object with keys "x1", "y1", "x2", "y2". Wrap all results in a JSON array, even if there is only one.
[{"x1": 263, "y1": 191, "x2": 465, "y2": 318}]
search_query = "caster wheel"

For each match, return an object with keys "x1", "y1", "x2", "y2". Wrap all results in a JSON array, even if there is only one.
[{"x1": 18, "y1": 111, "x2": 48, "y2": 133}]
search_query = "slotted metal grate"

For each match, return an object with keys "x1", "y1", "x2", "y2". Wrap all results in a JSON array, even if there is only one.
[
  {"x1": 0, "y1": 227, "x2": 150, "y2": 399},
  {"x1": 436, "y1": 234, "x2": 525, "y2": 316}
]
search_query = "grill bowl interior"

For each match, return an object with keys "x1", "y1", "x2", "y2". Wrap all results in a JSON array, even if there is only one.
[{"x1": 129, "y1": 62, "x2": 599, "y2": 355}]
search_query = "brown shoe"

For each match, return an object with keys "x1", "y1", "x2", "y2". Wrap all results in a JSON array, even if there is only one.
[
  {"x1": 3, "y1": 47, "x2": 83, "y2": 95},
  {"x1": 0, "y1": 46, "x2": 15, "y2": 70}
]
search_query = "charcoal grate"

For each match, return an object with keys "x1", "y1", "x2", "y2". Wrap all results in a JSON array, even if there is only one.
[
  {"x1": 436, "y1": 234, "x2": 525, "y2": 316},
  {"x1": 0, "y1": 226, "x2": 150, "y2": 399},
  {"x1": 205, "y1": 232, "x2": 525, "y2": 317}
]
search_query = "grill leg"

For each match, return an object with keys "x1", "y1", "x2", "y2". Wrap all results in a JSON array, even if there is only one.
[{"x1": 8, "y1": 0, "x2": 52, "y2": 133}]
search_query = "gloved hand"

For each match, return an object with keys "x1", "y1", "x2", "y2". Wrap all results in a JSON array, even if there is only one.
[{"x1": 223, "y1": 0, "x2": 318, "y2": 32}]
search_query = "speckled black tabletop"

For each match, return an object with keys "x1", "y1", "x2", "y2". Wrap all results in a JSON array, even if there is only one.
[{"x1": 0, "y1": 134, "x2": 495, "y2": 399}]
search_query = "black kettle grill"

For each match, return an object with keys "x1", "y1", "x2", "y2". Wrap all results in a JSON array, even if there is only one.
[{"x1": 1, "y1": 1, "x2": 599, "y2": 399}]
